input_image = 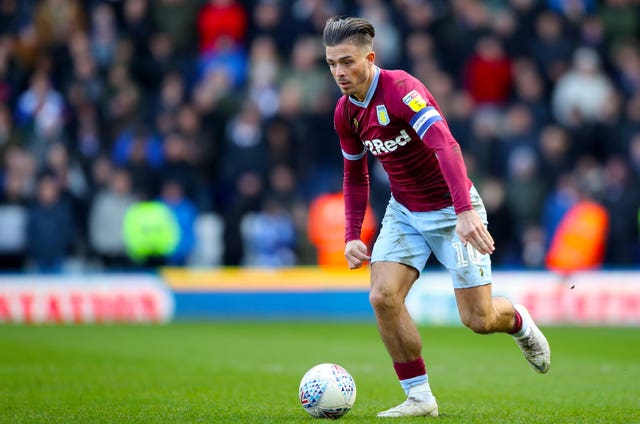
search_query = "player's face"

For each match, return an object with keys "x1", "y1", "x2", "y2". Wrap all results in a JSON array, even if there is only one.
[{"x1": 325, "y1": 42, "x2": 375, "y2": 101}]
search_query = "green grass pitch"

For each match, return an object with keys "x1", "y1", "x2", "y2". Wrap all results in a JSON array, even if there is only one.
[{"x1": 1, "y1": 322, "x2": 639, "y2": 423}]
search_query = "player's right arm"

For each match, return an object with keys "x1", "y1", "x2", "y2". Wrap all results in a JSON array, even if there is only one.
[{"x1": 334, "y1": 100, "x2": 371, "y2": 269}]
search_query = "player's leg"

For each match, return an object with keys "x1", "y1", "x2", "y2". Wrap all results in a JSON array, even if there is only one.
[
  {"x1": 369, "y1": 261, "x2": 421, "y2": 362},
  {"x1": 454, "y1": 283, "x2": 516, "y2": 333},
  {"x1": 369, "y1": 261, "x2": 438, "y2": 418},
  {"x1": 368, "y1": 198, "x2": 438, "y2": 417},
  {"x1": 454, "y1": 285, "x2": 551, "y2": 373},
  {"x1": 430, "y1": 187, "x2": 550, "y2": 373}
]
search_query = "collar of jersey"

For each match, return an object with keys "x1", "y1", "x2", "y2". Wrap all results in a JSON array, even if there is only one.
[{"x1": 348, "y1": 66, "x2": 380, "y2": 108}]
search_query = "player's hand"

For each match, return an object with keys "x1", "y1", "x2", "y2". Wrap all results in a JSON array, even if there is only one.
[
  {"x1": 344, "y1": 239, "x2": 370, "y2": 269},
  {"x1": 456, "y1": 210, "x2": 495, "y2": 255}
]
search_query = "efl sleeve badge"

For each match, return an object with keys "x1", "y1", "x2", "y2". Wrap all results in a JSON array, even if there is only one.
[{"x1": 402, "y1": 90, "x2": 427, "y2": 112}]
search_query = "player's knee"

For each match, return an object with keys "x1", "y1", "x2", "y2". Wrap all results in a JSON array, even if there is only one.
[
  {"x1": 460, "y1": 313, "x2": 494, "y2": 334},
  {"x1": 369, "y1": 285, "x2": 402, "y2": 313}
]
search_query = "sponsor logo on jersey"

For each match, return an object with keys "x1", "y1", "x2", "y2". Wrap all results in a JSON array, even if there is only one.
[
  {"x1": 376, "y1": 105, "x2": 390, "y2": 126},
  {"x1": 363, "y1": 129, "x2": 412, "y2": 155},
  {"x1": 402, "y1": 90, "x2": 427, "y2": 112}
]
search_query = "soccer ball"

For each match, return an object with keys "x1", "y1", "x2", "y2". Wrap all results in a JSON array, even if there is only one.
[{"x1": 299, "y1": 363, "x2": 357, "y2": 419}]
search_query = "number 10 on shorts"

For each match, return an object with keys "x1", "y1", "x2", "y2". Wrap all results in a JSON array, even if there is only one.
[{"x1": 452, "y1": 241, "x2": 483, "y2": 268}]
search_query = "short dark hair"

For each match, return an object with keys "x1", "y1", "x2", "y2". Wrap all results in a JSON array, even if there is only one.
[{"x1": 322, "y1": 16, "x2": 375, "y2": 47}]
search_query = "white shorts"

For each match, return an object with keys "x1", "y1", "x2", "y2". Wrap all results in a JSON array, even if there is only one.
[{"x1": 370, "y1": 186, "x2": 492, "y2": 289}]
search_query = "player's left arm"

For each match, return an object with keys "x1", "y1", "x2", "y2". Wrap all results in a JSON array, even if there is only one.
[
  {"x1": 429, "y1": 121, "x2": 495, "y2": 254},
  {"x1": 394, "y1": 81, "x2": 495, "y2": 254},
  {"x1": 424, "y1": 120, "x2": 494, "y2": 254}
]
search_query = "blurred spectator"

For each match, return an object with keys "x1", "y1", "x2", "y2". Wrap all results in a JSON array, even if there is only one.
[
  {"x1": 219, "y1": 100, "x2": 268, "y2": 196},
  {"x1": 547, "y1": 0, "x2": 596, "y2": 23},
  {"x1": 16, "y1": 70, "x2": 65, "y2": 159},
  {"x1": 281, "y1": 36, "x2": 333, "y2": 113},
  {"x1": 88, "y1": 154, "x2": 114, "y2": 194},
  {"x1": 578, "y1": 15, "x2": 608, "y2": 61},
  {"x1": 499, "y1": 103, "x2": 539, "y2": 155},
  {"x1": 355, "y1": 0, "x2": 401, "y2": 68},
  {"x1": 175, "y1": 104, "x2": 217, "y2": 197},
  {"x1": 122, "y1": 0, "x2": 153, "y2": 56},
  {"x1": 467, "y1": 108, "x2": 504, "y2": 177},
  {"x1": 152, "y1": 0, "x2": 199, "y2": 53},
  {"x1": 520, "y1": 225, "x2": 547, "y2": 268},
  {"x1": 479, "y1": 177, "x2": 518, "y2": 266},
  {"x1": 153, "y1": 70, "x2": 186, "y2": 121},
  {"x1": 116, "y1": 128, "x2": 161, "y2": 199},
  {"x1": 160, "y1": 131, "x2": 199, "y2": 201},
  {"x1": 103, "y1": 64, "x2": 140, "y2": 138},
  {"x1": 159, "y1": 179, "x2": 197, "y2": 266},
  {"x1": 197, "y1": 0, "x2": 248, "y2": 88},
  {"x1": 542, "y1": 173, "x2": 581, "y2": 249},
  {"x1": 530, "y1": 10, "x2": 573, "y2": 83},
  {"x1": 247, "y1": 35, "x2": 281, "y2": 119},
  {"x1": 629, "y1": 133, "x2": 640, "y2": 181},
  {"x1": 538, "y1": 125, "x2": 575, "y2": 189},
  {"x1": 545, "y1": 200, "x2": 609, "y2": 271},
  {"x1": 123, "y1": 199, "x2": 179, "y2": 267},
  {"x1": 222, "y1": 171, "x2": 264, "y2": 265},
  {"x1": 600, "y1": 156, "x2": 640, "y2": 264},
  {"x1": 598, "y1": 0, "x2": 640, "y2": 47},
  {"x1": 112, "y1": 123, "x2": 163, "y2": 169},
  {"x1": 0, "y1": 35, "x2": 20, "y2": 106},
  {"x1": 64, "y1": 46, "x2": 105, "y2": 110},
  {"x1": 89, "y1": 3, "x2": 118, "y2": 71},
  {"x1": 27, "y1": 169, "x2": 74, "y2": 272},
  {"x1": 573, "y1": 156, "x2": 606, "y2": 199},
  {"x1": 436, "y1": 0, "x2": 492, "y2": 74},
  {"x1": 247, "y1": 0, "x2": 293, "y2": 56},
  {"x1": 551, "y1": 47, "x2": 615, "y2": 127},
  {"x1": 491, "y1": 6, "x2": 528, "y2": 58},
  {"x1": 307, "y1": 192, "x2": 376, "y2": 267},
  {"x1": 443, "y1": 90, "x2": 474, "y2": 147},
  {"x1": 0, "y1": 102, "x2": 18, "y2": 147},
  {"x1": 33, "y1": 0, "x2": 85, "y2": 52},
  {"x1": 505, "y1": 146, "x2": 547, "y2": 230},
  {"x1": 463, "y1": 34, "x2": 513, "y2": 106},
  {"x1": 88, "y1": 167, "x2": 136, "y2": 269},
  {"x1": 610, "y1": 41, "x2": 640, "y2": 98},
  {"x1": 0, "y1": 146, "x2": 32, "y2": 270},
  {"x1": 131, "y1": 32, "x2": 178, "y2": 97},
  {"x1": 45, "y1": 142, "x2": 88, "y2": 204},
  {"x1": 198, "y1": 0, "x2": 247, "y2": 53},
  {"x1": 0, "y1": 0, "x2": 29, "y2": 36},
  {"x1": 241, "y1": 195, "x2": 296, "y2": 267},
  {"x1": 511, "y1": 58, "x2": 550, "y2": 128}
]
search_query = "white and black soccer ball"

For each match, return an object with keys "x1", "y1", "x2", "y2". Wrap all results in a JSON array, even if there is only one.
[{"x1": 299, "y1": 363, "x2": 357, "y2": 419}]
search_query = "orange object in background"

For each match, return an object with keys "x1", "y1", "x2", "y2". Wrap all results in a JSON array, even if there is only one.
[
  {"x1": 545, "y1": 200, "x2": 609, "y2": 272},
  {"x1": 307, "y1": 192, "x2": 377, "y2": 267}
]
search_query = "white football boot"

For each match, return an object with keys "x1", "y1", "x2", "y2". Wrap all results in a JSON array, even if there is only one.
[
  {"x1": 377, "y1": 387, "x2": 438, "y2": 418},
  {"x1": 513, "y1": 304, "x2": 551, "y2": 373}
]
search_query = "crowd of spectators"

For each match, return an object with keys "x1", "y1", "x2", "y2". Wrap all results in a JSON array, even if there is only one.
[{"x1": 0, "y1": 0, "x2": 638, "y2": 272}]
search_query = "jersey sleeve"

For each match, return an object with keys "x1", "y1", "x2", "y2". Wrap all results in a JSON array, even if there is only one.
[
  {"x1": 390, "y1": 75, "x2": 472, "y2": 214},
  {"x1": 334, "y1": 99, "x2": 370, "y2": 243}
]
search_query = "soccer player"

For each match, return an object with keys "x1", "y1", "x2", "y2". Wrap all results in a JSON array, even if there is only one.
[{"x1": 322, "y1": 16, "x2": 551, "y2": 418}]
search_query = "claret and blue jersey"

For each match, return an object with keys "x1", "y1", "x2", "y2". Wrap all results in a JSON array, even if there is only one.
[{"x1": 334, "y1": 66, "x2": 472, "y2": 216}]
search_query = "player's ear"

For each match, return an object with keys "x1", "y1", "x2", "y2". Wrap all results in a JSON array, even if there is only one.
[{"x1": 366, "y1": 50, "x2": 375, "y2": 66}]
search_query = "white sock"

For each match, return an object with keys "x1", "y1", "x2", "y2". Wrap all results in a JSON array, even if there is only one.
[
  {"x1": 408, "y1": 383, "x2": 435, "y2": 402},
  {"x1": 400, "y1": 376, "x2": 434, "y2": 401}
]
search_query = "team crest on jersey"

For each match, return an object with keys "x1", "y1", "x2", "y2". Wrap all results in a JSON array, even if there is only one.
[
  {"x1": 352, "y1": 118, "x2": 359, "y2": 131},
  {"x1": 376, "y1": 105, "x2": 390, "y2": 126},
  {"x1": 402, "y1": 90, "x2": 427, "y2": 112}
]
